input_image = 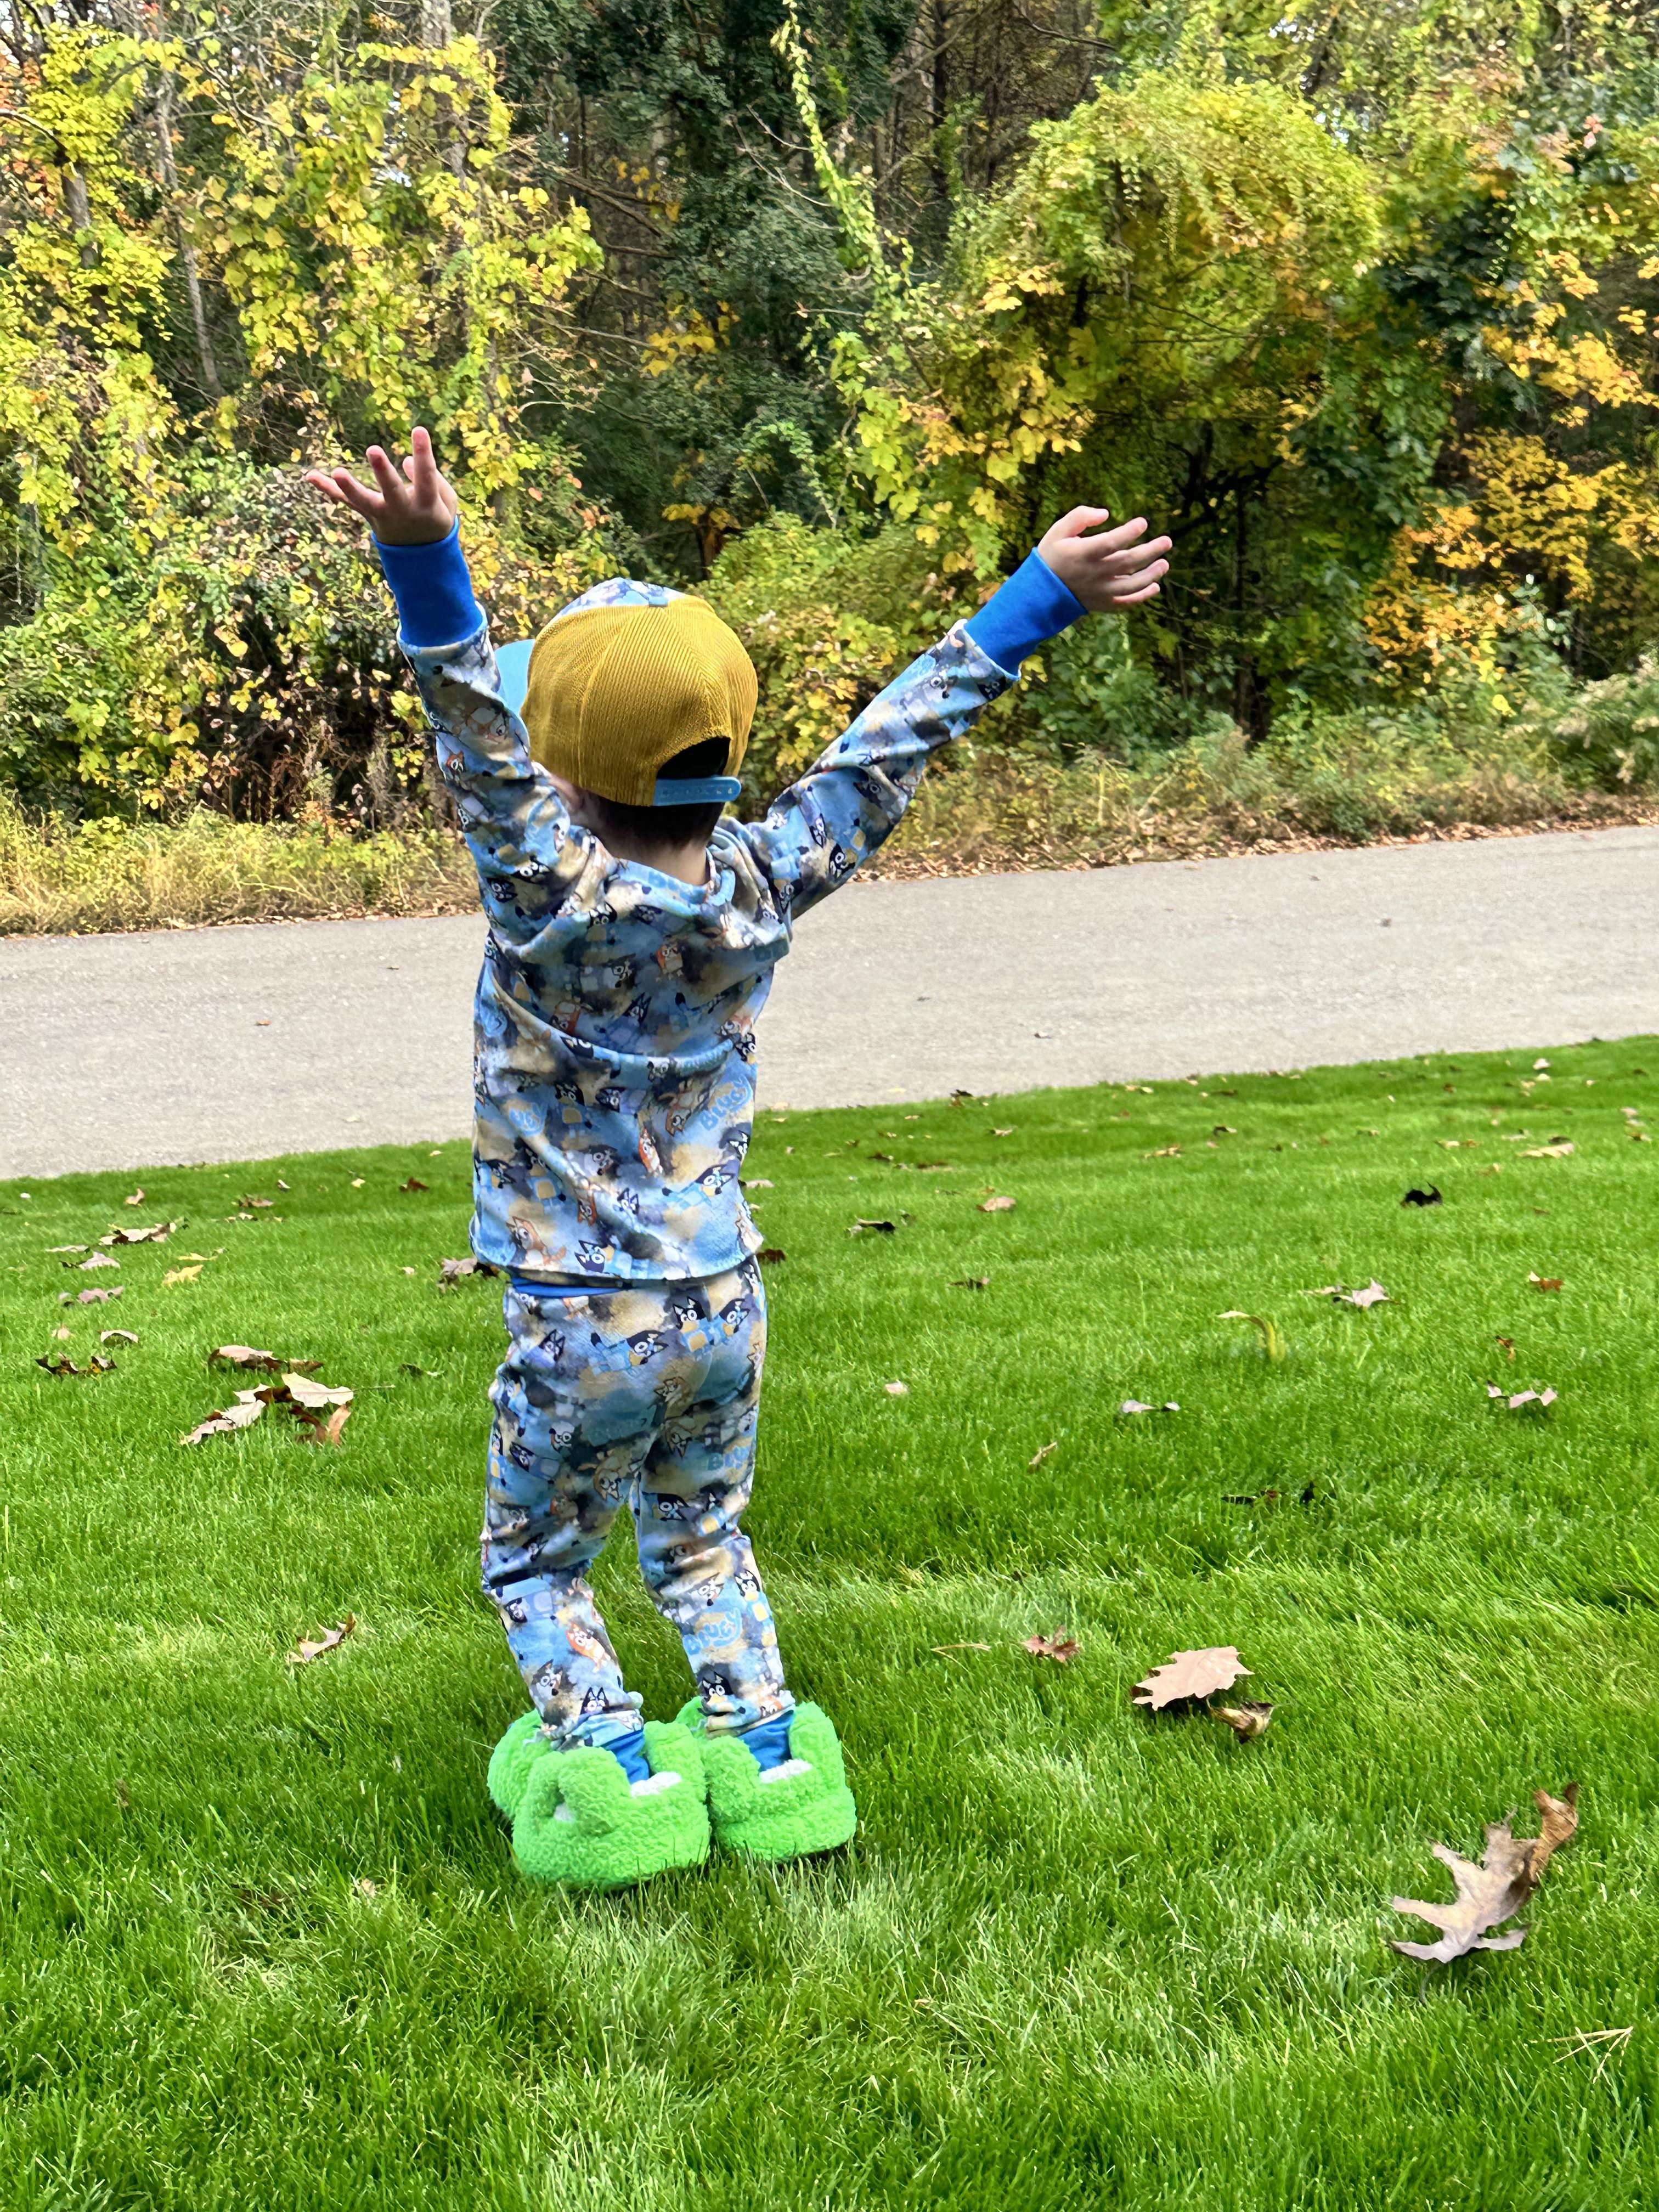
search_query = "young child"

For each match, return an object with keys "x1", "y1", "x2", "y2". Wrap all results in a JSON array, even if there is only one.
[{"x1": 308, "y1": 427, "x2": 1170, "y2": 1891}]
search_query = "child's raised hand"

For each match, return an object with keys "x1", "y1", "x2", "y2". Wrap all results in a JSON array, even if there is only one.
[
  {"x1": 1037, "y1": 507, "x2": 1171, "y2": 613},
  {"x1": 304, "y1": 425, "x2": 459, "y2": 546}
]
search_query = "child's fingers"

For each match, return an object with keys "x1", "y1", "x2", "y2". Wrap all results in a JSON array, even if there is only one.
[
  {"x1": 365, "y1": 444, "x2": 407, "y2": 504},
  {"x1": 311, "y1": 466, "x2": 383, "y2": 522},
  {"x1": 404, "y1": 425, "x2": 440, "y2": 499},
  {"x1": 1106, "y1": 558, "x2": 1169, "y2": 596},
  {"x1": 1111, "y1": 579, "x2": 1163, "y2": 606},
  {"x1": 1047, "y1": 504, "x2": 1113, "y2": 540},
  {"x1": 1096, "y1": 533, "x2": 1172, "y2": 574}
]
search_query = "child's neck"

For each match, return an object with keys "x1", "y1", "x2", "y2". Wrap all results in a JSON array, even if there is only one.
[{"x1": 595, "y1": 827, "x2": 710, "y2": 888}]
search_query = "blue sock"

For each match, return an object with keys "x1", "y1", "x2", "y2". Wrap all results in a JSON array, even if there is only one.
[
  {"x1": 605, "y1": 1730, "x2": 651, "y2": 1785},
  {"x1": 734, "y1": 1712, "x2": 795, "y2": 1772}
]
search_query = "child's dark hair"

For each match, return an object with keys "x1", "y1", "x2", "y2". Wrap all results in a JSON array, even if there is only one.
[{"x1": 585, "y1": 737, "x2": 732, "y2": 855}]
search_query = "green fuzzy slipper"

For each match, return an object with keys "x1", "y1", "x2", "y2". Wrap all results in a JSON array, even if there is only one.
[
  {"x1": 487, "y1": 1710, "x2": 554, "y2": 1820},
  {"x1": 676, "y1": 1701, "x2": 857, "y2": 1863},
  {"x1": 511, "y1": 1720, "x2": 709, "y2": 1892}
]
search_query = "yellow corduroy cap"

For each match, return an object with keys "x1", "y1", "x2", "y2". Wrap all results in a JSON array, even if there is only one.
[{"x1": 521, "y1": 596, "x2": 758, "y2": 807}]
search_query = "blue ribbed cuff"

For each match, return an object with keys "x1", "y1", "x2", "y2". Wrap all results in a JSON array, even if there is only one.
[
  {"x1": 963, "y1": 548, "x2": 1086, "y2": 674},
  {"x1": 374, "y1": 518, "x2": 485, "y2": 650}
]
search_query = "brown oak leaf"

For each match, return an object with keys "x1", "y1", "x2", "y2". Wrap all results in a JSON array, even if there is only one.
[
  {"x1": 1528, "y1": 1272, "x2": 1564, "y2": 1292},
  {"x1": 286, "y1": 1615, "x2": 358, "y2": 1666},
  {"x1": 1025, "y1": 1630, "x2": 1079, "y2": 1664},
  {"x1": 757, "y1": 1247, "x2": 788, "y2": 1265},
  {"x1": 1131, "y1": 1647, "x2": 1250, "y2": 1711},
  {"x1": 399, "y1": 1177, "x2": 428, "y2": 1194},
  {"x1": 1391, "y1": 1786, "x2": 1579, "y2": 1964}
]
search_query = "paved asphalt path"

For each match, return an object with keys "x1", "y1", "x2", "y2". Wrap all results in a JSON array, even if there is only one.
[{"x1": 3, "y1": 824, "x2": 1657, "y2": 1177}]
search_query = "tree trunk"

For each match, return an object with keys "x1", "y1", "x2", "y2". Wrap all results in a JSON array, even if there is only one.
[{"x1": 153, "y1": 74, "x2": 223, "y2": 400}]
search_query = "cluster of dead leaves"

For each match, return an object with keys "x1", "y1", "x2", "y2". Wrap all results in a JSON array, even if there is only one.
[{"x1": 183, "y1": 1348, "x2": 353, "y2": 1446}]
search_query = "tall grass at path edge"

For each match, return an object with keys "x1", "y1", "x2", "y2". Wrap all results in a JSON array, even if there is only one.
[{"x1": 3, "y1": 1042, "x2": 1658, "y2": 2207}]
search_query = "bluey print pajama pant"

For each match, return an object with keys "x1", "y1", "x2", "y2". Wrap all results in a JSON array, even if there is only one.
[{"x1": 482, "y1": 1261, "x2": 794, "y2": 1753}]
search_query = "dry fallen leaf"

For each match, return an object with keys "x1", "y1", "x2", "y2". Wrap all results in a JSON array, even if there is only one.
[
  {"x1": 949, "y1": 1274, "x2": 991, "y2": 1290},
  {"x1": 162, "y1": 1265, "x2": 203, "y2": 1286},
  {"x1": 1028, "y1": 1440, "x2": 1058, "y2": 1468},
  {"x1": 1521, "y1": 1142, "x2": 1574, "y2": 1159},
  {"x1": 36, "y1": 1353, "x2": 116, "y2": 1376},
  {"x1": 282, "y1": 1373, "x2": 353, "y2": 1410},
  {"x1": 297, "y1": 1403, "x2": 353, "y2": 1447},
  {"x1": 1215, "y1": 1702, "x2": 1274, "y2": 1741},
  {"x1": 930, "y1": 1641, "x2": 992, "y2": 1656},
  {"x1": 1306, "y1": 1280, "x2": 1390, "y2": 1309},
  {"x1": 1025, "y1": 1630, "x2": 1079, "y2": 1664},
  {"x1": 883, "y1": 1379, "x2": 909, "y2": 1396},
  {"x1": 1119, "y1": 1398, "x2": 1180, "y2": 1415},
  {"x1": 181, "y1": 1390, "x2": 272, "y2": 1443},
  {"x1": 286, "y1": 1614, "x2": 358, "y2": 1666},
  {"x1": 1486, "y1": 1384, "x2": 1558, "y2": 1410},
  {"x1": 399, "y1": 1177, "x2": 428, "y2": 1194},
  {"x1": 1391, "y1": 1785, "x2": 1578, "y2": 1964},
  {"x1": 741, "y1": 1177, "x2": 775, "y2": 1190},
  {"x1": 211, "y1": 1345, "x2": 284, "y2": 1372},
  {"x1": 757, "y1": 1246, "x2": 788, "y2": 1265},
  {"x1": 1496, "y1": 1335, "x2": 1516, "y2": 1362},
  {"x1": 992, "y1": 1126, "x2": 1014, "y2": 1137},
  {"x1": 978, "y1": 1193, "x2": 1017, "y2": 1211},
  {"x1": 1528, "y1": 1272, "x2": 1564, "y2": 1292},
  {"x1": 75, "y1": 1252, "x2": 119, "y2": 1272},
  {"x1": 1401, "y1": 1187, "x2": 1443, "y2": 1207},
  {"x1": 1145, "y1": 1146, "x2": 1182, "y2": 1159},
  {"x1": 351, "y1": 1178, "x2": 365, "y2": 1188},
  {"x1": 51, "y1": 1325, "x2": 70, "y2": 1340},
  {"x1": 438, "y1": 1256, "x2": 499, "y2": 1287},
  {"x1": 1131, "y1": 1647, "x2": 1250, "y2": 1711},
  {"x1": 123, "y1": 1188, "x2": 145, "y2": 1206},
  {"x1": 1218, "y1": 1310, "x2": 1284, "y2": 1361},
  {"x1": 848, "y1": 1217, "x2": 898, "y2": 1236},
  {"x1": 101, "y1": 1328, "x2": 139, "y2": 1345},
  {"x1": 71, "y1": 1285, "x2": 122, "y2": 1306},
  {"x1": 99, "y1": 1220, "x2": 179, "y2": 1246},
  {"x1": 46, "y1": 1244, "x2": 87, "y2": 1254}
]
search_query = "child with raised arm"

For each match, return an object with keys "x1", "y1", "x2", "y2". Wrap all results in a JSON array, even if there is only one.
[{"x1": 308, "y1": 428, "x2": 1170, "y2": 1891}]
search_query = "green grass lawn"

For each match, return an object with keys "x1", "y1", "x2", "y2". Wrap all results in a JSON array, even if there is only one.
[{"x1": 4, "y1": 1042, "x2": 1658, "y2": 2209}]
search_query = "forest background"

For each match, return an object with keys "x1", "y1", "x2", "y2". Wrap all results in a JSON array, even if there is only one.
[{"x1": 7, "y1": 0, "x2": 1659, "y2": 926}]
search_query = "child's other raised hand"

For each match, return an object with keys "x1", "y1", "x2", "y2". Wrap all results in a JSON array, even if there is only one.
[
  {"x1": 1037, "y1": 506, "x2": 1171, "y2": 613},
  {"x1": 304, "y1": 426, "x2": 459, "y2": 546}
]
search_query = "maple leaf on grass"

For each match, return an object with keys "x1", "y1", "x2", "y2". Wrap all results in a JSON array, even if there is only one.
[
  {"x1": 848, "y1": 1217, "x2": 898, "y2": 1236},
  {"x1": 1132, "y1": 1647, "x2": 1250, "y2": 1711},
  {"x1": 1486, "y1": 1384, "x2": 1558, "y2": 1410},
  {"x1": 1391, "y1": 1786, "x2": 1579, "y2": 1965},
  {"x1": 1119, "y1": 1398, "x2": 1180, "y2": 1416},
  {"x1": 1025, "y1": 1630, "x2": 1079, "y2": 1664},
  {"x1": 978, "y1": 1193, "x2": 1017, "y2": 1212},
  {"x1": 286, "y1": 1615, "x2": 358, "y2": 1666},
  {"x1": 1305, "y1": 1280, "x2": 1389, "y2": 1310}
]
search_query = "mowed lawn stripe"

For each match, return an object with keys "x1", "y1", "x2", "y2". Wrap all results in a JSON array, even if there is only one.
[{"x1": 3, "y1": 1039, "x2": 1657, "y2": 2207}]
